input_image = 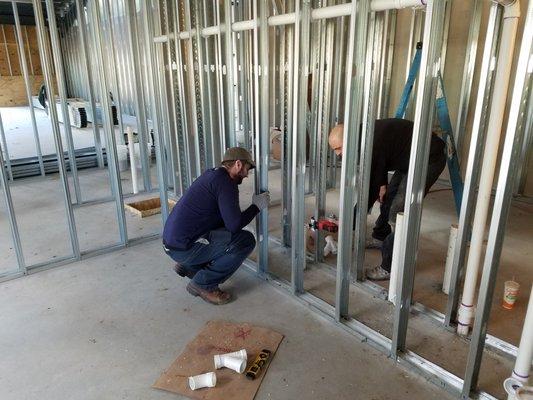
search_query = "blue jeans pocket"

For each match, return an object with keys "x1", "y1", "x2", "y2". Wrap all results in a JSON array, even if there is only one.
[{"x1": 208, "y1": 229, "x2": 232, "y2": 247}]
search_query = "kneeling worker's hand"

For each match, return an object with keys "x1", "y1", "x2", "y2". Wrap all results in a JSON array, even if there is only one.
[{"x1": 252, "y1": 191, "x2": 271, "y2": 211}]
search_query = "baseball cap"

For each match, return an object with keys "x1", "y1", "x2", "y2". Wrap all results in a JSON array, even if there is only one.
[{"x1": 222, "y1": 147, "x2": 256, "y2": 169}]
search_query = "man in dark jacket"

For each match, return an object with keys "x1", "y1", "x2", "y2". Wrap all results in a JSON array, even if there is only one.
[
  {"x1": 163, "y1": 147, "x2": 270, "y2": 304},
  {"x1": 328, "y1": 118, "x2": 446, "y2": 280}
]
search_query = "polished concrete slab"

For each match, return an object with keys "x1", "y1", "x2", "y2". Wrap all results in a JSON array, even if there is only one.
[{"x1": 0, "y1": 239, "x2": 453, "y2": 400}]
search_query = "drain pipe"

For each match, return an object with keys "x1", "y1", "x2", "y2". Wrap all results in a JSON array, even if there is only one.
[
  {"x1": 457, "y1": 0, "x2": 521, "y2": 336},
  {"x1": 388, "y1": 212, "x2": 405, "y2": 305},
  {"x1": 511, "y1": 287, "x2": 533, "y2": 390}
]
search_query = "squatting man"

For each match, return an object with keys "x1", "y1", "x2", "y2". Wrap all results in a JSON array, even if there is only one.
[
  {"x1": 163, "y1": 147, "x2": 270, "y2": 305},
  {"x1": 328, "y1": 118, "x2": 446, "y2": 281}
]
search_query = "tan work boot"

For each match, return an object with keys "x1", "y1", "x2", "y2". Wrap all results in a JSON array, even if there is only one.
[{"x1": 186, "y1": 282, "x2": 232, "y2": 305}]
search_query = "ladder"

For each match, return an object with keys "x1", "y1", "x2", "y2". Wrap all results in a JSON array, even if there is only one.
[{"x1": 394, "y1": 42, "x2": 464, "y2": 215}]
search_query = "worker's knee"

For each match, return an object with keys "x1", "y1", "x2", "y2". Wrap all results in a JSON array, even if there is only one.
[{"x1": 233, "y1": 230, "x2": 256, "y2": 252}]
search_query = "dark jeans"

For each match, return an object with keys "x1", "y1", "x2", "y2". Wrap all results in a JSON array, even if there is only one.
[
  {"x1": 164, "y1": 228, "x2": 256, "y2": 291},
  {"x1": 374, "y1": 155, "x2": 446, "y2": 272}
]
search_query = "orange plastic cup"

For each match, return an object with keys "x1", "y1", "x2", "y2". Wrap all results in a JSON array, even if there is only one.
[{"x1": 502, "y1": 280, "x2": 520, "y2": 309}]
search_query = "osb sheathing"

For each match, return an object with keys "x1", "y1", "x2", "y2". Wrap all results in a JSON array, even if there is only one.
[
  {"x1": 0, "y1": 24, "x2": 45, "y2": 107},
  {"x1": 0, "y1": 75, "x2": 46, "y2": 106}
]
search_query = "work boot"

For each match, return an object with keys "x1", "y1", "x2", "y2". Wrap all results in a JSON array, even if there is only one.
[
  {"x1": 366, "y1": 265, "x2": 390, "y2": 281},
  {"x1": 186, "y1": 281, "x2": 232, "y2": 305},
  {"x1": 173, "y1": 263, "x2": 196, "y2": 279}
]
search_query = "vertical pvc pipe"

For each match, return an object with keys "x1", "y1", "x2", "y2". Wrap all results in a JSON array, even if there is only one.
[
  {"x1": 32, "y1": 0, "x2": 80, "y2": 259},
  {"x1": 12, "y1": 2, "x2": 45, "y2": 177},
  {"x1": 457, "y1": 2, "x2": 520, "y2": 336},
  {"x1": 388, "y1": 212, "x2": 404, "y2": 305},
  {"x1": 126, "y1": 126, "x2": 139, "y2": 194},
  {"x1": 75, "y1": 0, "x2": 105, "y2": 170},
  {"x1": 0, "y1": 113, "x2": 25, "y2": 272},
  {"x1": 442, "y1": 224, "x2": 458, "y2": 295},
  {"x1": 512, "y1": 287, "x2": 533, "y2": 387},
  {"x1": 0, "y1": 111, "x2": 13, "y2": 181},
  {"x1": 45, "y1": 0, "x2": 83, "y2": 205}
]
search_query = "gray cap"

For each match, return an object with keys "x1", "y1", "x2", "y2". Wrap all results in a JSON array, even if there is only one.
[{"x1": 222, "y1": 147, "x2": 256, "y2": 169}]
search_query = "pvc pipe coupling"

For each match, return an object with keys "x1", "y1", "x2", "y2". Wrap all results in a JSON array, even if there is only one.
[
  {"x1": 457, "y1": 303, "x2": 476, "y2": 336},
  {"x1": 214, "y1": 349, "x2": 248, "y2": 374},
  {"x1": 188, "y1": 372, "x2": 216, "y2": 390}
]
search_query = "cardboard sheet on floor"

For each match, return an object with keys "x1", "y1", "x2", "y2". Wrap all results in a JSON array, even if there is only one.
[{"x1": 153, "y1": 320, "x2": 283, "y2": 400}]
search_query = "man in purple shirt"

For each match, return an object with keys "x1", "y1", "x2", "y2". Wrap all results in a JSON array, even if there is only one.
[{"x1": 163, "y1": 147, "x2": 270, "y2": 305}]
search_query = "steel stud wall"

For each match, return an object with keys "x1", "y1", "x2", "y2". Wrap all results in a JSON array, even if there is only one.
[{"x1": 0, "y1": 1, "x2": 532, "y2": 399}]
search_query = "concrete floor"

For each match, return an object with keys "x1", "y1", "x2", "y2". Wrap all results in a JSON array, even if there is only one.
[
  {"x1": 0, "y1": 111, "x2": 531, "y2": 398},
  {"x1": 0, "y1": 239, "x2": 454, "y2": 400},
  {"x1": 0, "y1": 106, "x2": 97, "y2": 159}
]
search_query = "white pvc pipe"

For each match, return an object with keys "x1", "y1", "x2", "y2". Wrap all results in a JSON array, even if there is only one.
[
  {"x1": 268, "y1": 12, "x2": 297, "y2": 26},
  {"x1": 201, "y1": 25, "x2": 222, "y2": 37},
  {"x1": 153, "y1": 35, "x2": 168, "y2": 43},
  {"x1": 442, "y1": 224, "x2": 458, "y2": 295},
  {"x1": 232, "y1": 19, "x2": 257, "y2": 32},
  {"x1": 324, "y1": 235, "x2": 338, "y2": 256},
  {"x1": 311, "y1": 3, "x2": 352, "y2": 20},
  {"x1": 511, "y1": 287, "x2": 533, "y2": 385},
  {"x1": 457, "y1": 1, "x2": 521, "y2": 336},
  {"x1": 371, "y1": 0, "x2": 426, "y2": 12},
  {"x1": 214, "y1": 349, "x2": 247, "y2": 361},
  {"x1": 126, "y1": 127, "x2": 139, "y2": 194},
  {"x1": 388, "y1": 212, "x2": 405, "y2": 305},
  {"x1": 214, "y1": 354, "x2": 246, "y2": 373},
  {"x1": 188, "y1": 372, "x2": 216, "y2": 390}
]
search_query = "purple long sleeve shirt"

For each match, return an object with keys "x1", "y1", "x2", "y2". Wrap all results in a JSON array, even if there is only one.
[{"x1": 163, "y1": 167, "x2": 259, "y2": 250}]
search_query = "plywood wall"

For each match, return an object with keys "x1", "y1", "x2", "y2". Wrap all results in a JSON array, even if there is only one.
[
  {"x1": 388, "y1": 0, "x2": 532, "y2": 196},
  {"x1": 0, "y1": 24, "x2": 44, "y2": 106},
  {"x1": 0, "y1": 75, "x2": 46, "y2": 106}
]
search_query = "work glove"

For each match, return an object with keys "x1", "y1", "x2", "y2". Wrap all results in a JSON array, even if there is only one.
[{"x1": 252, "y1": 191, "x2": 271, "y2": 211}]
